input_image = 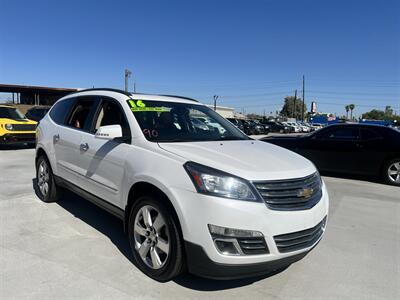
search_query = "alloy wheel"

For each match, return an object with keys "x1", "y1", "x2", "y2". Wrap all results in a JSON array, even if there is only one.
[
  {"x1": 387, "y1": 161, "x2": 400, "y2": 184},
  {"x1": 133, "y1": 205, "x2": 170, "y2": 270},
  {"x1": 37, "y1": 160, "x2": 50, "y2": 196}
]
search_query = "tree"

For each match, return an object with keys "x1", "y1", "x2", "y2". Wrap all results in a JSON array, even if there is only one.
[
  {"x1": 362, "y1": 108, "x2": 400, "y2": 122},
  {"x1": 280, "y1": 96, "x2": 307, "y2": 120},
  {"x1": 349, "y1": 104, "x2": 355, "y2": 120},
  {"x1": 385, "y1": 106, "x2": 393, "y2": 116},
  {"x1": 345, "y1": 105, "x2": 350, "y2": 120}
]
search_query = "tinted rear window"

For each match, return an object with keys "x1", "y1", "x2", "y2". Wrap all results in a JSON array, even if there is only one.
[{"x1": 49, "y1": 98, "x2": 76, "y2": 125}]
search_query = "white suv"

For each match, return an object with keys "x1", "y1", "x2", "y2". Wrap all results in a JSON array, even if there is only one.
[{"x1": 35, "y1": 89, "x2": 329, "y2": 281}]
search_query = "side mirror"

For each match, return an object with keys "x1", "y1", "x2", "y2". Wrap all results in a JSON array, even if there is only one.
[{"x1": 95, "y1": 125, "x2": 123, "y2": 140}]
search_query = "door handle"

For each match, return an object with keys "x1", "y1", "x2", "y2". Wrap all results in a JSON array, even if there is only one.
[
  {"x1": 80, "y1": 143, "x2": 89, "y2": 152},
  {"x1": 53, "y1": 134, "x2": 60, "y2": 143}
]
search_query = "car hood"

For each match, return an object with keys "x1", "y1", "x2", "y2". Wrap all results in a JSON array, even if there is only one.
[{"x1": 158, "y1": 140, "x2": 316, "y2": 181}]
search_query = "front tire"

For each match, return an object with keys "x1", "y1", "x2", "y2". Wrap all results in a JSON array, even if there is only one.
[
  {"x1": 35, "y1": 156, "x2": 61, "y2": 202},
  {"x1": 128, "y1": 195, "x2": 184, "y2": 281},
  {"x1": 384, "y1": 158, "x2": 400, "y2": 186}
]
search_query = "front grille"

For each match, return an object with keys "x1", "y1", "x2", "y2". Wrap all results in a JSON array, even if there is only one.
[
  {"x1": 10, "y1": 124, "x2": 36, "y2": 131},
  {"x1": 253, "y1": 172, "x2": 323, "y2": 211},
  {"x1": 274, "y1": 216, "x2": 327, "y2": 253},
  {"x1": 1, "y1": 133, "x2": 36, "y2": 143},
  {"x1": 237, "y1": 237, "x2": 269, "y2": 255}
]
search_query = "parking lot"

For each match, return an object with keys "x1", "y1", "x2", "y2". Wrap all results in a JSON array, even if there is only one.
[{"x1": 0, "y1": 147, "x2": 399, "y2": 299}]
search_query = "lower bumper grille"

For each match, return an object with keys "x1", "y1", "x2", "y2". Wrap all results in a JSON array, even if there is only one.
[
  {"x1": 274, "y1": 216, "x2": 327, "y2": 253},
  {"x1": 1, "y1": 133, "x2": 36, "y2": 144},
  {"x1": 237, "y1": 237, "x2": 269, "y2": 255}
]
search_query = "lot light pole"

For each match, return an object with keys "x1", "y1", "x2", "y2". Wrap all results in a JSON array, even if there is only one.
[
  {"x1": 125, "y1": 69, "x2": 132, "y2": 92},
  {"x1": 302, "y1": 75, "x2": 305, "y2": 121},
  {"x1": 213, "y1": 95, "x2": 219, "y2": 111}
]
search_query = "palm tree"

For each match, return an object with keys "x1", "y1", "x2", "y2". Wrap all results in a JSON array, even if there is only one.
[
  {"x1": 345, "y1": 105, "x2": 350, "y2": 120},
  {"x1": 349, "y1": 104, "x2": 355, "y2": 120}
]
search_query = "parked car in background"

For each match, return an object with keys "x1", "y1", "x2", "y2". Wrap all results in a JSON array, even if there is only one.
[
  {"x1": 262, "y1": 123, "x2": 400, "y2": 186},
  {"x1": 226, "y1": 118, "x2": 245, "y2": 132},
  {"x1": 296, "y1": 121, "x2": 312, "y2": 132},
  {"x1": 35, "y1": 88, "x2": 329, "y2": 281},
  {"x1": 0, "y1": 105, "x2": 37, "y2": 146},
  {"x1": 247, "y1": 120, "x2": 266, "y2": 135},
  {"x1": 260, "y1": 120, "x2": 290, "y2": 133},
  {"x1": 281, "y1": 122, "x2": 298, "y2": 133},
  {"x1": 237, "y1": 119, "x2": 255, "y2": 135},
  {"x1": 310, "y1": 123, "x2": 325, "y2": 131},
  {"x1": 254, "y1": 119, "x2": 270, "y2": 134},
  {"x1": 26, "y1": 106, "x2": 51, "y2": 122}
]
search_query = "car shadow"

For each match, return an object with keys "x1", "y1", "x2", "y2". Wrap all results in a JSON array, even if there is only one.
[
  {"x1": 172, "y1": 267, "x2": 288, "y2": 291},
  {"x1": 31, "y1": 178, "x2": 285, "y2": 290}
]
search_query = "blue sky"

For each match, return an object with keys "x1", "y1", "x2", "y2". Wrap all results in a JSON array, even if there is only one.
[{"x1": 0, "y1": 0, "x2": 399, "y2": 116}]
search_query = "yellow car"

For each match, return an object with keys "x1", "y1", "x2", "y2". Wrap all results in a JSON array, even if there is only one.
[{"x1": 0, "y1": 105, "x2": 37, "y2": 146}]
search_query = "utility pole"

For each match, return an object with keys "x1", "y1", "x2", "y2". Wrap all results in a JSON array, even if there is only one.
[
  {"x1": 213, "y1": 95, "x2": 219, "y2": 111},
  {"x1": 124, "y1": 69, "x2": 132, "y2": 92},
  {"x1": 302, "y1": 75, "x2": 305, "y2": 121},
  {"x1": 293, "y1": 89, "x2": 297, "y2": 119}
]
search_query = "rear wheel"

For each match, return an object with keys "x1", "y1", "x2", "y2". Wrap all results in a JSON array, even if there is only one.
[
  {"x1": 36, "y1": 156, "x2": 61, "y2": 202},
  {"x1": 128, "y1": 195, "x2": 184, "y2": 281},
  {"x1": 384, "y1": 158, "x2": 400, "y2": 186}
]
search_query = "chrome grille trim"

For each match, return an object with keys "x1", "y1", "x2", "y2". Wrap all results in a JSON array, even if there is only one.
[
  {"x1": 253, "y1": 172, "x2": 323, "y2": 211},
  {"x1": 274, "y1": 216, "x2": 327, "y2": 253},
  {"x1": 10, "y1": 124, "x2": 36, "y2": 131}
]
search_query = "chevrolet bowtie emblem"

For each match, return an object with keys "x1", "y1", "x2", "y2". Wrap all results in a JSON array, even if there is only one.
[{"x1": 298, "y1": 188, "x2": 314, "y2": 198}]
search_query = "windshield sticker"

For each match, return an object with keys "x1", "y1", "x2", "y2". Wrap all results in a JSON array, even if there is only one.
[
  {"x1": 127, "y1": 100, "x2": 168, "y2": 112},
  {"x1": 143, "y1": 129, "x2": 159, "y2": 138}
]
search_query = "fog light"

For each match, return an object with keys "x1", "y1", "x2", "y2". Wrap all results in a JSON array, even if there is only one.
[
  {"x1": 208, "y1": 224, "x2": 263, "y2": 238},
  {"x1": 208, "y1": 224, "x2": 266, "y2": 256},
  {"x1": 214, "y1": 239, "x2": 240, "y2": 255}
]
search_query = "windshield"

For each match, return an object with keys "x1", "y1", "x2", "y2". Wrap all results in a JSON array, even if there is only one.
[
  {"x1": 128, "y1": 100, "x2": 249, "y2": 142},
  {"x1": 0, "y1": 107, "x2": 26, "y2": 120}
]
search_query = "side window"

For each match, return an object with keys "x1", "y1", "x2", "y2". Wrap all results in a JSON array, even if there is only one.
[
  {"x1": 320, "y1": 127, "x2": 359, "y2": 140},
  {"x1": 94, "y1": 98, "x2": 131, "y2": 140},
  {"x1": 67, "y1": 98, "x2": 97, "y2": 131},
  {"x1": 361, "y1": 128, "x2": 381, "y2": 141},
  {"x1": 49, "y1": 98, "x2": 76, "y2": 125}
]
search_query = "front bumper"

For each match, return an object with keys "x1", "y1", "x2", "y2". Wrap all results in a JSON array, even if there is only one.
[
  {"x1": 0, "y1": 133, "x2": 36, "y2": 145},
  {"x1": 185, "y1": 240, "x2": 318, "y2": 280},
  {"x1": 170, "y1": 182, "x2": 329, "y2": 277}
]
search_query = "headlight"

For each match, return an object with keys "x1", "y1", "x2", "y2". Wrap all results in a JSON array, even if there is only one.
[
  {"x1": 5, "y1": 124, "x2": 13, "y2": 131},
  {"x1": 184, "y1": 162, "x2": 259, "y2": 201}
]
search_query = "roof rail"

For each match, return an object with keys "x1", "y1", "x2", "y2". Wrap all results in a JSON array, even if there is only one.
[
  {"x1": 158, "y1": 94, "x2": 199, "y2": 102},
  {"x1": 70, "y1": 88, "x2": 132, "y2": 96},
  {"x1": 69, "y1": 88, "x2": 199, "y2": 102}
]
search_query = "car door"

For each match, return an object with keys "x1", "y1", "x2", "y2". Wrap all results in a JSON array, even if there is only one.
[
  {"x1": 299, "y1": 126, "x2": 360, "y2": 173},
  {"x1": 356, "y1": 127, "x2": 387, "y2": 175},
  {"x1": 53, "y1": 97, "x2": 99, "y2": 185},
  {"x1": 76, "y1": 97, "x2": 131, "y2": 208}
]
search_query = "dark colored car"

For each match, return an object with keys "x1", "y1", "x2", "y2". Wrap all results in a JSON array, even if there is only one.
[
  {"x1": 248, "y1": 120, "x2": 268, "y2": 135},
  {"x1": 261, "y1": 124, "x2": 400, "y2": 186},
  {"x1": 238, "y1": 119, "x2": 256, "y2": 135},
  {"x1": 26, "y1": 106, "x2": 51, "y2": 122},
  {"x1": 226, "y1": 118, "x2": 245, "y2": 132},
  {"x1": 260, "y1": 120, "x2": 290, "y2": 133}
]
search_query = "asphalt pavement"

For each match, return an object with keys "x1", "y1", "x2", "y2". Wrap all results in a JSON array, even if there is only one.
[{"x1": 0, "y1": 147, "x2": 399, "y2": 299}]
